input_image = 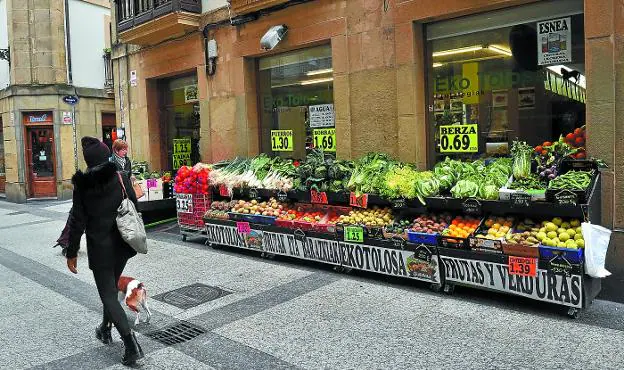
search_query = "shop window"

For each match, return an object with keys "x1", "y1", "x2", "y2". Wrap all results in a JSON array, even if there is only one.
[
  {"x1": 425, "y1": 0, "x2": 585, "y2": 164},
  {"x1": 258, "y1": 45, "x2": 335, "y2": 159},
  {"x1": 160, "y1": 74, "x2": 200, "y2": 171}
]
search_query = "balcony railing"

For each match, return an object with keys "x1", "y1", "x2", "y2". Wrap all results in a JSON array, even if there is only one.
[{"x1": 116, "y1": 0, "x2": 201, "y2": 32}]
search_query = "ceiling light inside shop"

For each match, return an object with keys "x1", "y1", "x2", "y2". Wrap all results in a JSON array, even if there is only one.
[
  {"x1": 307, "y1": 68, "x2": 333, "y2": 76},
  {"x1": 432, "y1": 62, "x2": 445, "y2": 68},
  {"x1": 487, "y1": 45, "x2": 512, "y2": 56},
  {"x1": 432, "y1": 45, "x2": 482, "y2": 57},
  {"x1": 300, "y1": 77, "x2": 334, "y2": 85}
]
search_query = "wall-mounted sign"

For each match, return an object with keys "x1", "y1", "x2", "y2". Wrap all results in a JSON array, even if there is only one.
[
  {"x1": 439, "y1": 124, "x2": 478, "y2": 153},
  {"x1": 313, "y1": 128, "x2": 336, "y2": 152},
  {"x1": 130, "y1": 70, "x2": 137, "y2": 87},
  {"x1": 309, "y1": 104, "x2": 334, "y2": 128},
  {"x1": 537, "y1": 17, "x2": 572, "y2": 66},
  {"x1": 62, "y1": 111, "x2": 73, "y2": 125},
  {"x1": 173, "y1": 137, "x2": 192, "y2": 169},
  {"x1": 62, "y1": 95, "x2": 79, "y2": 105}
]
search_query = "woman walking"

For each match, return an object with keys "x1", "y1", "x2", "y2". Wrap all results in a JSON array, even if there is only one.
[
  {"x1": 65, "y1": 137, "x2": 143, "y2": 366},
  {"x1": 111, "y1": 139, "x2": 132, "y2": 177}
]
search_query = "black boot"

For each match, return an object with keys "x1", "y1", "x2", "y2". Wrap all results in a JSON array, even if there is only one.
[
  {"x1": 121, "y1": 331, "x2": 144, "y2": 366},
  {"x1": 95, "y1": 322, "x2": 113, "y2": 344}
]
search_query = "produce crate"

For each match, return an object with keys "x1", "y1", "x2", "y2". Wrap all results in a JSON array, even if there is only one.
[
  {"x1": 439, "y1": 235, "x2": 470, "y2": 249},
  {"x1": 275, "y1": 218, "x2": 295, "y2": 229},
  {"x1": 177, "y1": 193, "x2": 211, "y2": 229},
  {"x1": 383, "y1": 229, "x2": 408, "y2": 240},
  {"x1": 467, "y1": 221, "x2": 507, "y2": 254},
  {"x1": 498, "y1": 175, "x2": 546, "y2": 201},
  {"x1": 227, "y1": 212, "x2": 276, "y2": 225},
  {"x1": 502, "y1": 243, "x2": 540, "y2": 258},
  {"x1": 406, "y1": 231, "x2": 439, "y2": 245},
  {"x1": 539, "y1": 244, "x2": 584, "y2": 264},
  {"x1": 545, "y1": 170, "x2": 597, "y2": 205}
]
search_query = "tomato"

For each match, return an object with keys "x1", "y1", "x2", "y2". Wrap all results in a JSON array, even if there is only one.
[
  {"x1": 575, "y1": 137, "x2": 584, "y2": 146},
  {"x1": 535, "y1": 145, "x2": 543, "y2": 153},
  {"x1": 574, "y1": 128, "x2": 583, "y2": 135},
  {"x1": 543, "y1": 141, "x2": 552, "y2": 147},
  {"x1": 566, "y1": 133, "x2": 575, "y2": 141},
  {"x1": 576, "y1": 152, "x2": 586, "y2": 159},
  {"x1": 541, "y1": 149, "x2": 548, "y2": 156}
]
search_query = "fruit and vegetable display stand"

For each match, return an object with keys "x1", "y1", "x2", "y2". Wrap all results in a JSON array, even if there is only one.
[{"x1": 174, "y1": 145, "x2": 607, "y2": 318}]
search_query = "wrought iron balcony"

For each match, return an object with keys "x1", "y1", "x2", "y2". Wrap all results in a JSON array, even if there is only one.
[
  {"x1": 103, "y1": 51, "x2": 114, "y2": 94},
  {"x1": 115, "y1": 0, "x2": 202, "y2": 45}
]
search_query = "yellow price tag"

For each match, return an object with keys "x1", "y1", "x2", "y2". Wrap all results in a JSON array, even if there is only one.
[
  {"x1": 439, "y1": 124, "x2": 478, "y2": 153},
  {"x1": 313, "y1": 128, "x2": 336, "y2": 152},
  {"x1": 271, "y1": 130, "x2": 293, "y2": 152},
  {"x1": 344, "y1": 226, "x2": 364, "y2": 243}
]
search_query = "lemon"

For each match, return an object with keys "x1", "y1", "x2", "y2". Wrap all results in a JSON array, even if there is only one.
[
  {"x1": 566, "y1": 229, "x2": 576, "y2": 237},
  {"x1": 552, "y1": 217, "x2": 563, "y2": 226},
  {"x1": 542, "y1": 237, "x2": 552, "y2": 246},
  {"x1": 547, "y1": 231, "x2": 558, "y2": 239},
  {"x1": 574, "y1": 233, "x2": 583, "y2": 241},
  {"x1": 559, "y1": 232, "x2": 570, "y2": 242},
  {"x1": 575, "y1": 226, "x2": 582, "y2": 235},
  {"x1": 552, "y1": 237, "x2": 560, "y2": 245},
  {"x1": 557, "y1": 228, "x2": 567, "y2": 235},
  {"x1": 545, "y1": 223, "x2": 558, "y2": 232},
  {"x1": 539, "y1": 227, "x2": 546, "y2": 233},
  {"x1": 557, "y1": 243, "x2": 566, "y2": 248},
  {"x1": 576, "y1": 239, "x2": 585, "y2": 248},
  {"x1": 536, "y1": 232, "x2": 547, "y2": 241},
  {"x1": 560, "y1": 221, "x2": 570, "y2": 229},
  {"x1": 570, "y1": 219, "x2": 581, "y2": 227}
]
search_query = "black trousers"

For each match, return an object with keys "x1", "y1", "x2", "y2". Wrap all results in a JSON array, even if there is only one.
[{"x1": 92, "y1": 256, "x2": 130, "y2": 337}]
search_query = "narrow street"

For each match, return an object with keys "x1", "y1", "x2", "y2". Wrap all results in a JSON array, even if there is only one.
[{"x1": 0, "y1": 199, "x2": 623, "y2": 369}]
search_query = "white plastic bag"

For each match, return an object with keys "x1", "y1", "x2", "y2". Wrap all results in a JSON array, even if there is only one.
[{"x1": 582, "y1": 222, "x2": 612, "y2": 278}]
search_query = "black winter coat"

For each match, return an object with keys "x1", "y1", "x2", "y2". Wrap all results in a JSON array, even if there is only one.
[{"x1": 66, "y1": 161, "x2": 138, "y2": 270}]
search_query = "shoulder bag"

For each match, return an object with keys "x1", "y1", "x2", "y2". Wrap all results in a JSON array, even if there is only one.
[{"x1": 116, "y1": 173, "x2": 148, "y2": 254}]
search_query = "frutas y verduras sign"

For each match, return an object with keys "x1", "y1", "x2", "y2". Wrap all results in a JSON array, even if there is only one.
[
  {"x1": 441, "y1": 256, "x2": 582, "y2": 308},
  {"x1": 205, "y1": 225, "x2": 440, "y2": 283}
]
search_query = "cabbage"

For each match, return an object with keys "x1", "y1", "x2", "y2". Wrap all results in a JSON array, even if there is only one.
[
  {"x1": 451, "y1": 180, "x2": 479, "y2": 198},
  {"x1": 479, "y1": 183, "x2": 500, "y2": 200}
]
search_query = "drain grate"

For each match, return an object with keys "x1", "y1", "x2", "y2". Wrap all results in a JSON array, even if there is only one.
[
  {"x1": 146, "y1": 321, "x2": 206, "y2": 346},
  {"x1": 152, "y1": 283, "x2": 231, "y2": 309}
]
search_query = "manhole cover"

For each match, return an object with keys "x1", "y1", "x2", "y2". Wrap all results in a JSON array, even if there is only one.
[
  {"x1": 146, "y1": 321, "x2": 206, "y2": 346},
  {"x1": 152, "y1": 283, "x2": 231, "y2": 309}
]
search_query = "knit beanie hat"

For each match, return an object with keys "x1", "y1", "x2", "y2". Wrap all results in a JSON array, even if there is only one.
[{"x1": 81, "y1": 136, "x2": 111, "y2": 168}]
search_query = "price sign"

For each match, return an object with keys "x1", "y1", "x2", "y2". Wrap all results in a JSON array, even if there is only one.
[
  {"x1": 176, "y1": 194, "x2": 193, "y2": 213},
  {"x1": 439, "y1": 124, "x2": 478, "y2": 153},
  {"x1": 510, "y1": 192, "x2": 531, "y2": 208},
  {"x1": 146, "y1": 179, "x2": 158, "y2": 189},
  {"x1": 508, "y1": 256, "x2": 537, "y2": 277},
  {"x1": 555, "y1": 190, "x2": 577, "y2": 206},
  {"x1": 462, "y1": 198, "x2": 482, "y2": 215},
  {"x1": 391, "y1": 198, "x2": 406, "y2": 209},
  {"x1": 310, "y1": 190, "x2": 328, "y2": 204},
  {"x1": 248, "y1": 188, "x2": 260, "y2": 200},
  {"x1": 277, "y1": 191, "x2": 288, "y2": 202},
  {"x1": 173, "y1": 138, "x2": 192, "y2": 169},
  {"x1": 219, "y1": 185, "x2": 230, "y2": 197},
  {"x1": 344, "y1": 226, "x2": 364, "y2": 243},
  {"x1": 313, "y1": 128, "x2": 336, "y2": 152},
  {"x1": 270, "y1": 130, "x2": 293, "y2": 151},
  {"x1": 349, "y1": 192, "x2": 368, "y2": 208},
  {"x1": 236, "y1": 222, "x2": 251, "y2": 234}
]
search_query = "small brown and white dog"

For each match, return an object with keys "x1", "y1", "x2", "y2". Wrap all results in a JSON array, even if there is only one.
[{"x1": 118, "y1": 276, "x2": 152, "y2": 326}]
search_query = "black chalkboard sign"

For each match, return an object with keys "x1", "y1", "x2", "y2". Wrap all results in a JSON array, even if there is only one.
[
  {"x1": 392, "y1": 236, "x2": 406, "y2": 249},
  {"x1": 391, "y1": 198, "x2": 406, "y2": 209},
  {"x1": 277, "y1": 191, "x2": 288, "y2": 202},
  {"x1": 510, "y1": 192, "x2": 531, "y2": 208},
  {"x1": 462, "y1": 198, "x2": 482, "y2": 215},
  {"x1": 554, "y1": 190, "x2": 577, "y2": 206},
  {"x1": 248, "y1": 188, "x2": 259, "y2": 200}
]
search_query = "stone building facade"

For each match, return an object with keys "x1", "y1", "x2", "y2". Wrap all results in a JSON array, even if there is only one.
[{"x1": 0, "y1": 0, "x2": 116, "y2": 202}]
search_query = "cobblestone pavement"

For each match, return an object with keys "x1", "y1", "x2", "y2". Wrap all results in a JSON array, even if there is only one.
[{"x1": 1, "y1": 199, "x2": 624, "y2": 370}]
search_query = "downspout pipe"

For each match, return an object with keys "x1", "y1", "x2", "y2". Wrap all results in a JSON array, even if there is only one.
[{"x1": 64, "y1": 0, "x2": 73, "y2": 84}]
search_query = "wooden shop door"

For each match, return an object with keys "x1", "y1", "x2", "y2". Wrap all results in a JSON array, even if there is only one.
[{"x1": 25, "y1": 126, "x2": 57, "y2": 198}]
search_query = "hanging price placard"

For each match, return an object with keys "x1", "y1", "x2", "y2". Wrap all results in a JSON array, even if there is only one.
[
  {"x1": 310, "y1": 190, "x2": 328, "y2": 204},
  {"x1": 344, "y1": 226, "x2": 364, "y2": 243},
  {"x1": 349, "y1": 192, "x2": 368, "y2": 208},
  {"x1": 313, "y1": 128, "x2": 336, "y2": 152},
  {"x1": 219, "y1": 185, "x2": 230, "y2": 197},
  {"x1": 175, "y1": 194, "x2": 193, "y2": 213},
  {"x1": 173, "y1": 138, "x2": 192, "y2": 169},
  {"x1": 236, "y1": 222, "x2": 251, "y2": 234},
  {"x1": 439, "y1": 124, "x2": 478, "y2": 153},
  {"x1": 271, "y1": 130, "x2": 293, "y2": 151}
]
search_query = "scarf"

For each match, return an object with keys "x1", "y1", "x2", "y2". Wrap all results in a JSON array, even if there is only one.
[{"x1": 113, "y1": 153, "x2": 126, "y2": 170}]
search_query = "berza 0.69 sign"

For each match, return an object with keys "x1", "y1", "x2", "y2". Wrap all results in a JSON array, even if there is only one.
[
  {"x1": 441, "y1": 256, "x2": 582, "y2": 308},
  {"x1": 439, "y1": 124, "x2": 478, "y2": 153}
]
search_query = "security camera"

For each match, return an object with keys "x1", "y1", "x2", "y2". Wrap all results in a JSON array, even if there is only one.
[{"x1": 260, "y1": 25, "x2": 288, "y2": 51}]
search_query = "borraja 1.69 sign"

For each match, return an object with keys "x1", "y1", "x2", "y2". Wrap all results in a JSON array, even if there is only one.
[{"x1": 439, "y1": 124, "x2": 478, "y2": 153}]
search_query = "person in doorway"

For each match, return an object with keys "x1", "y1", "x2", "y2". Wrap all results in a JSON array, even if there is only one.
[
  {"x1": 111, "y1": 139, "x2": 132, "y2": 178},
  {"x1": 65, "y1": 137, "x2": 144, "y2": 366}
]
